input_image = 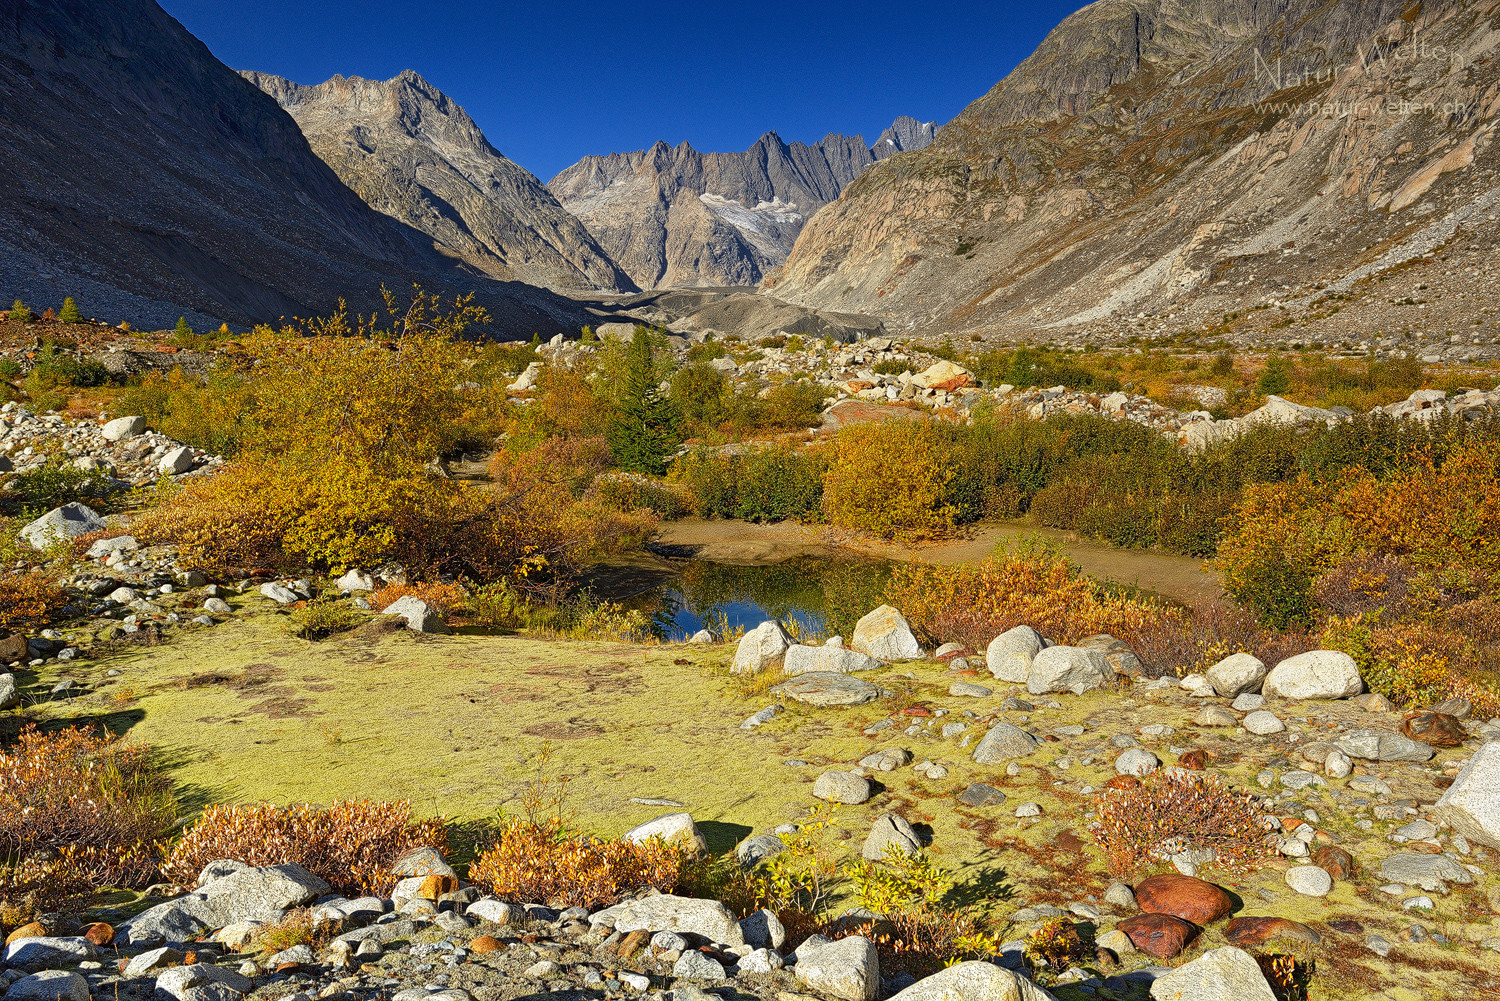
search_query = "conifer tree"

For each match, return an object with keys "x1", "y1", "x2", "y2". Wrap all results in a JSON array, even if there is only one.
[
  {"x1": 174, "y1": 317, "x2": 193, "y2": 340},
  {"x1": 9, "y1": 300, "x2": 32, "y2": 323},
  {"x1": 606, "y1": 326, "x2": 681, "y2": 475},
  {"x1": 57, "y1": 297, "x2": 82, "y2": 323}
]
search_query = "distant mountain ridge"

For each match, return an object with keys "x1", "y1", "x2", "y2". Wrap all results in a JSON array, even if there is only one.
[
  {"x1": 244, "y1": 70, "x2": 636, "y2": 294},
  {"x1": 0, "y1": 0, "x2": 589, "y2": 333},
  {"x1": 873, "y1": 116, "x2": 937, "y2": 160},
  {"x1": 548, "y1": 120, "x2": 934, "y2": 289}
]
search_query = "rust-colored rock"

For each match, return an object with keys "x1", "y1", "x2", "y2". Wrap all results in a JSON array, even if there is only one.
[
  {"x1": 1117, "y1": 913, "x2": 1198, "y2": 959},
  {"x1": 83, "y1": 922, "x2": 115, "y2": 946},
  {"x1": 1178, "y1": 749, "x2": 1209, "y2": 770},
  {"x1": 274, "y1": 962, "x2": 301, "y2": 974},
  {"x1": 419, "y1": 873, "x2": 459, "y2": 900},
  {"x1": 901, "y1": 706, "x2": 932, "y2": 717},
  {"x1": 4, "y1": 922, "x2": 46, "y2": 944},
  {"x1": 1400, "y1": 711, "x2": 1465, "y2": 748},
  {"x1": 1225, "y1": 916, "x2": 1321, "y2": 947},
  {"x1": 1105, "y1": 775, "x2": 1141, "y2": 790},
  {"x1": 1312, "y1": 846, "x2": 1355, "y2": 880},
  {"x1": 468, "y1": 935, "x2": 502, "y2": 954},
  {"x1": 1134, "y1": 873, "x2": 1233, "y2": 925},
  {"x1": 615, "y1": 929, "x2": 650, "y2": 957}
]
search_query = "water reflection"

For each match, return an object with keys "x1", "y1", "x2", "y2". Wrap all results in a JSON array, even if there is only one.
[{"x1": 593, "y1": 556, "x2": 891, "y2": 642}]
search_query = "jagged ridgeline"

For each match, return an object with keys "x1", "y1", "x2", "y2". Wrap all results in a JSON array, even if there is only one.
[{"x1": 547, "y1": 119, "x2": 934, "y2": 290}]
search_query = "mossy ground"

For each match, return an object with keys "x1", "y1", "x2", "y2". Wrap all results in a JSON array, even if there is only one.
[{"x1": 19, "y1": 600, "x2": 1500, "y2": 1000}]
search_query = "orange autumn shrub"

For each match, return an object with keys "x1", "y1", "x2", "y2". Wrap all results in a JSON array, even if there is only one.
[
  {"x1": 1090, "y1": 771, "x2": 1271, "y2": 875},
  {"x1": 887, "y1": 542, "x2": 1167, "y2": 650},
  {"x1": 370, "y1": 581, "x2": 466, "y2": 614},
  {"x1": 163, "y1": 800, "x2": 447, "y2": 895},
  {"x1": 0, "y1": 726, "x2": 173, "y2": 896},
  {"x1": 0, "y1": 572, "x2": 67, "y2": 630},
  {"x1": 467, "y1": 818, "x2": 687, "y2": 909}
]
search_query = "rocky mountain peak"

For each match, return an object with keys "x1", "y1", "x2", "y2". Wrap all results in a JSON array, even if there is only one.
[
  {"x1": 246, "y1": 69, "x2": 635, "y2": 294},
  {"x1": 872, "y1": 115, "x2": 937, "y2": 159}
]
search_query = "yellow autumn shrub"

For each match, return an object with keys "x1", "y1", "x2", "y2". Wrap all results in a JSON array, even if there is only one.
[{"x1": 821, "y1": 419, "x2": 959, "y2": 540}]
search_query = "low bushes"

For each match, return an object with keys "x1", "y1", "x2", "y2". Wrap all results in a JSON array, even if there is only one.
[
  {"x1": 1090, "y1": 771, "x2": 1270, "y2": 874},
  {"x1": 467, "y1": 818, "x2": 687, "y2": 909},
  {"x1": 0, "y1": 727, "x2": 174, "y2": 922},
  {"x1": 162, "y1": 800, "x2": 448, "y2": 895},
  {"x1": 886, "y1": 543, "x2": 1165, "y2": 650},
  {"x1": 822, "y1": 420, "x2": 963, "y2": 539},
  {"x1": 676, "y1": 446, "x2": 827, "y2": 522},
  {"x1": 0, "y1": 572, "x2": 67, "y2": 629}
]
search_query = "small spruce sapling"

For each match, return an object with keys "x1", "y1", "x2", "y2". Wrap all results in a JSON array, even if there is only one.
[{"x1": 57, "y1": 297, "x2": 82, "y2": 323}]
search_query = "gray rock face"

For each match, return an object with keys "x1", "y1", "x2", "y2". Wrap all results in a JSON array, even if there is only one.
[
  {"x1": 159, "y1": 445, "x2": 196, "y2": 474},
  {"x1": 19, "y1": 502, "x2": 106, "y2": 550},
  {"x1": 671, "y1": 951, "x2": 725, "y2": 979},
  {"x1": 814, "y1": 770, "x2": 872, "y2": 804},
  {"x1": 1434, "y1": 740, "x2": 1500, "y2": 848},
  {"x1": 887, "y1": 960, "x2": 1062, "y2": 1000},
  {"x1": 770, "y1": 672, "x2": 880, "y2": 707},
  {"x1": 1026, "y1": 646, "x2": 1112, "y2": 695},
  {"x1": 2, "y1": 936, "x2": 95, "y2": 970},
  {"x1": 783, "y1": 643, "x2": 881, "y2": 676},
  {"x1": 1077, "y1": 633, "x2": 1145, "y2": 677},
  {"x1": 793, "y1": 934, "x2": 879, "y2": 1001},
  {"x1": 1115, "y1": 748, "x2": 1160, "y2": 777},
  {"x1": 382, "y1": 595, "x2": 448, "y2": 634},
  {"x1": 736, "y1": 833, "x2": 786, "y2": 869},
  {"x1": 1206, "y1": 652, "x2": 1267, "y2": 697},
  {"x1": 871, "y1": 116, "x2": 938, "y2": 160},
  {"x1": 549, "y1": 122, "x2": 917, "y2": 289},
  {"x1": 732, "y1": 620, "x2": 793, "y2": 675},
  {"x1": 623, "y1": 812, "x2": 707, "y2": 852},
  {"x1": 1337, "y1": 729, "x2": 1435, "y2": 762},
  {"x1": 246, "y1": 70, "x2": 633, "y2": 295},
  {"x1": 101, "y1": 415, "x2": 147, "y2": 440},
  {"x1": 1263, "y1": 651, "x2": 1363, "y2": 700},
  {"x1": 1379, "y1": 853, "x2": 1475, "y2": 892},
  {"x1": 0, "y1": 673, "x2": 18, "y2": 708},
  {"x1": 850, "y1": 605, "x2": 924, "y2": 661},
  {"x1": 589, "y1": 894, "x2": 745, "y2": 946},
  {"x1": 863, "y1": 813, "x2": 921, "y2": 860},
  {"x1": 258, "y1": 583, "x2": 298, "y2": 605},
  {"x1": 986, "y1": 625, "x2": 1044, "y2": 683},
  {"x1": 0, "y1": 1, "x2": 595, "y2": 334},
  {"x1": 154, "y1": 965, "x2": 252, "y2": 1001},
  {"x1": 4, "y1": 971, "x2": 92, "y2": 1001},
  {"x1": 1242, "y1": 710, "x2": 1286, "y2": 735},
  {"x1": 973, "y1": 721, "x2": 1039, "y2": 763},
  {"x1": 739, "y1": 908, "x2": 786, "y2": 950},
  {"x1": 1285, "y1": 865, "x2": 1332, "y2": 897},
  {"x1": 118, "y1": 863, "x2": 330, "y2": 945},
  {"x1": 957, "y1": 783, "x2": 1008, "y2": 807},
  {"x1": 1147, "y1": 945, "x2": 1277, "y2": 1000}
]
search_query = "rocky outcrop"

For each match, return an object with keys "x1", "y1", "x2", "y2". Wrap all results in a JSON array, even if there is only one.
[
  {"x1": 245, "y1": 71, "x2": 635, "y2": 294},
  {"x1": 871, "y1": 116, "x2": 937, "y2": 161},
  {"x1": 549, "y1": 120, "x2": 926, "y2": 289},
  {"x1": 769, "y1": 0, "x2": 1500, "y2": 351},
  {"x1": 0, "y1": 0, "x2": 592, "y2": 335}
]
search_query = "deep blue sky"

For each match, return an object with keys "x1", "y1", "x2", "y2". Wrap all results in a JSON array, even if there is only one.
[{"x1": 160, "y1": 0, "x2": 1087, "y2": 182}]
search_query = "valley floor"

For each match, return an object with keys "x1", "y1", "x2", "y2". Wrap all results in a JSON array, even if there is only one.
[{"x1": 23, "y1": 609, "x2": 1500, "y2": 1001}]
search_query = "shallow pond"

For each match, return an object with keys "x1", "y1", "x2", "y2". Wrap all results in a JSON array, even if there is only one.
[{"x1": 587, "y1": 555, "x2": 889, "y2": 642}]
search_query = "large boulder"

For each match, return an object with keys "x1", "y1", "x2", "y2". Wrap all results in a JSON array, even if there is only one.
[
  {"x1": 732, "y1": 620, "x2": 792, "y2": 675},
  {"x1": 153, "y1": 964, "x2": 252, "y2": 1001},
  {"x1": 18, "y1": 502, "x2": 106, "y2": 549},
  {"x1": 911, "y1": 360, "x2": 973, "y2": 392},
  {"x1": 5, "y1": 971, "x2": 91, "y2": 1001},
  {"x1": 118, "y1": 863, "x2": 329, "y2": 945},
  {"x1": 2, "y1": 936, "x2": 95, "y2": 970},
  {"x1": 1205, "y1": 653, "x2": 1267, "y2": 698},
  {"x1": 888, "y1": 961, "x2": 1061, "y2": 1000},
  {"x1": 382, "y1": 596, "x2": 448, "y2": 634},
  {"x1": 1336, "y1": 729, "x2": 1435, "y2": 762},
  {"x1": 1434, "y1": 741, "x2": 1500, "y2": 848},
  {"x1": 623, "y1": 812, "x2": 707, "y2": 853},
  {"x1": 101, "y1": 415, "x2": 147, "y2": 440},
  {"x1": 1262, "y1": 651, "x2": 1362, "y2": 700},
  {"x1": 588, "y1": 894, "x2": 744, "y2": 946},
  {"x1": 1148, "y1": 945, "x2": 1277, "y2": 1000},
  {"x1": 0, "y1": 673, "x2": 18, "y2": 709},
  {"x1": 985, "y1": 626, "x2": 1043, "y2": 683},
  {"x1": 972, "y1": 721, "x2": 1039, "y2": 764},
  {"x1": 793, "y1": 934, "x2": 879, "y2": 1001},
  {"x1": 1026, "y1": 646, "x2": 1112, "y2": 695},
  {"x1": 862, "y1": 813, "x2": 920, "y2": 860},
  {"x1": 770, "y1": 672, "x2": 880, "y2": 706},
  {"x1": 813, "y1": 771, "x2": 872, "y2": 805},
  {"x1": 783, "y1": 644, "x2": 881, "y2": 676},
  {"x1": 850, "y1": 605, "x2": 924, "y2": 661},
  {"x1": 1134, "y1": 873, "x2": 1233, "y2": 924},
  {"x1": 1077, "y1": 634, "x2": 1145, "y2": 678}
]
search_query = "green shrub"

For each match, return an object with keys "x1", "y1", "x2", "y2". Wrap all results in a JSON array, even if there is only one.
[
  {"x1": 28, "y1": 344, "x2": 109, "y2": 388},
  {"x1": 1256, "y1": 353, "x2": 1292, "y2": 396},
  {"x1": 685, "y1": 341, "x2": 726, "y2": 363},
  {"x1": 9, "y1": 458, "x2": 107, "y2": 515},
  {"x1": 57, "y1": 298, "x2": 82, "y2": 324},
  {"x1": 669, "y1": 362, "x2": 728, "y2": 432},
  {"x1": 0, "y1": 359, "x2": 20, "y2": 380},
  {"x1": 872, "y1": 358, "x2": 910, "y2": 376},
  {"x1": 733, "y1": 447, "x2": 826, "y2": 522},
  {"x1": 8, "y1": 301, "x2": 32, "y2": 323}
]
